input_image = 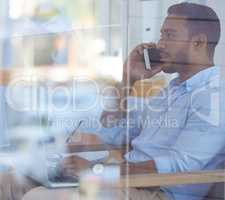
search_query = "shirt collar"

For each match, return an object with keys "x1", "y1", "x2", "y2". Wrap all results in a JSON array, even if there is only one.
[{"x1": 169, "y1": 66, "x2": 220, "y2": 92}]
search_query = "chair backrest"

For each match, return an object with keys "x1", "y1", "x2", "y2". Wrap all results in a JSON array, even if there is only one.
[
  {"x1": 131, "y1": 76, "x2": 166, "y2": 97},
  {"x1": 0, "y1": 70, "x2": 10, "y2": 86}
]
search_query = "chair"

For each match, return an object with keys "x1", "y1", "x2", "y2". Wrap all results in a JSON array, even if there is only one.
[{"x1": 130, "y1": 75, "x2": 166, "y2": 97}]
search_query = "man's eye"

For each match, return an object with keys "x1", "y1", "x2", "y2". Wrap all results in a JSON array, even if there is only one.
[
  {"x1": 166, "y1": 32, "x2": 176, "y2": 40},
  {"x1": 160, "y1": 33, "x2": 173, "y2": 40},
  {"x1": 166, "y1": 33, "x2": 172, "y2": 38}
]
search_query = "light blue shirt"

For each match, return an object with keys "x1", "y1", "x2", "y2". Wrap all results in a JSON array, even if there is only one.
[
  {"x1": 0, "y1": 86, "x2": 8, "y2": 147},
  {"x1": 95, "y1": 66, "x2": 225, "y2": 200}
]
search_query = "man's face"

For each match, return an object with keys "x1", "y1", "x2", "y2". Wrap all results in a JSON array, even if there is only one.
[{"x1": 158, "y1": 14, "x2": 191, "y2": 73}]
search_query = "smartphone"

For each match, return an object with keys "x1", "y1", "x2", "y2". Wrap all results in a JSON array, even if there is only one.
[{"x1": 143, "y1": 48, "x2": 162, "y2": 70}]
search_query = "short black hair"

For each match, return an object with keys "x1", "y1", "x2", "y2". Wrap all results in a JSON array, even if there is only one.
[{"x1": 168, "y1": 2, "x2": 221, "y2": 57}]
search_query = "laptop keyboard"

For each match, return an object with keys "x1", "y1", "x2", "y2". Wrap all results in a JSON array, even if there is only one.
[
  {"x1": 46, "y1": 154, "x2": 78, "y2": 184},
  {"x1": 49, "y1": 174, "x2": 78, "y2": 183}
]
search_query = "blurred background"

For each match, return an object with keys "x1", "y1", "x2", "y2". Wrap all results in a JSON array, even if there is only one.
[
  {"x1": 0, "y1": 0, "x2": 224, "y2": 155},
  {"x1": 0, "y1": 0, "x2": 125, "y2": 149}
]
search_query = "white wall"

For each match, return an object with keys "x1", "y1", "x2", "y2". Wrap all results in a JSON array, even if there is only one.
[
  {"x1": 204, "y1": 1, "x2": 225, "y2": 70},
  {"x1": 125, "y1": 0, "x2": 142, "y2": 53},
  {"x1": 0, "y1": 0, "x2": 7, "y2": 67},
  {"x1": 127, "y1": 0, "x2": 184, "y2": 51}
]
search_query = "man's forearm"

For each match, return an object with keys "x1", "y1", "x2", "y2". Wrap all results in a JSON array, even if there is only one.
[{"x1": 120, "y1": 160, "x2": 157, "y2": 175}]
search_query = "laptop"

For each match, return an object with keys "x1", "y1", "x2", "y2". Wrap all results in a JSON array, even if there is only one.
[
  {"x1": 4, "y1": 119, "x2": 109, "y2": 188},
  {"x1": 23, "y1": 145, "x2": 109, "y2": 188},
  {"x1": 25, "y1": 151, "x2": 79, "y2": 188},
  {"x1": 24, "y1": 120, "x2": 110, "y2": 188}
]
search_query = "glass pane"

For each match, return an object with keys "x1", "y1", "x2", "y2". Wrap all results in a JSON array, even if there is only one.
[{"x1": 0, "y1": 0, "x2": 125, "y2": 151}]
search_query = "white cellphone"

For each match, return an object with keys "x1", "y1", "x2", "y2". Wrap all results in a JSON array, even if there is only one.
[
  {"x1": 143, "y1": 48, "x2": 162, "y2": 70},
  {"x1": 143, "y1": 49, "x2": 151, "y2": 70}
]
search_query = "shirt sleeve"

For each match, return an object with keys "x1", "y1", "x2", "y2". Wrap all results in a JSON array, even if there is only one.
[
  {"x1": 96, "y1": 113, "x2": 141, "y2": 146},
  {"x1": 154, "y1": 88, "x2": 225, "y2": 173},
  {"x1": 91, "y1": 97, "x2": 145, "y2": 146}
]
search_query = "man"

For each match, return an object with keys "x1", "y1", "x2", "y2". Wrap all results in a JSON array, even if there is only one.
[{"x1": 1, "y1": 2, "x2": 225, "y2": 200}]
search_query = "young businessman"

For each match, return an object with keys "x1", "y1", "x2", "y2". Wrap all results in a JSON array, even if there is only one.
[{"x1": 1, "y1": 2, "x2": 225, "y2": 200}]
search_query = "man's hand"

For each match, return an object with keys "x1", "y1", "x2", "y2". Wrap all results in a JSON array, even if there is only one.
[
  {"x1": 123, "y1": 43, "x2": 162, "y2": 86},
  {"x1": 60, "y1": 155, "x2": 91, "y2": 177},
  {"x1": 101, "y1": 43, "x2": 163, "y2": 127},
  {"x1": 69, "y1": 133, "x2": 103, "y2": 146}
]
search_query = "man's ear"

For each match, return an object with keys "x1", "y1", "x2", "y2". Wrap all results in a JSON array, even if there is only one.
[{"x1": 191, "y1": 34, "x2": 208, "y2": 49}]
